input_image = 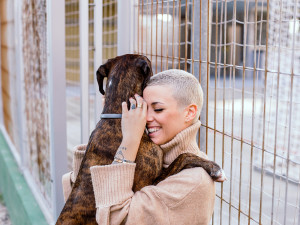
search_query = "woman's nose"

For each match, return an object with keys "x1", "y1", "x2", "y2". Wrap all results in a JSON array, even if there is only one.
[{"x1": 146, "y1": 110, "x2": 154, "y2": 122}]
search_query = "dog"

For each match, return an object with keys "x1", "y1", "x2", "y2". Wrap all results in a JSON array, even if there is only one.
[{"x1": 56, "y1": 54, "x2": 225, "y2": 224}]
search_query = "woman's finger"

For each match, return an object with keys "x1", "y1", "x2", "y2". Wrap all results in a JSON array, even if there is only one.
[
  {"x1": 142, "y1": 100, "x2": 147, "y2": 115},
  {"x1": 122, "y1": 102, "x2": 128, "y2": 114},
  {"x1": 129, "y1": 97, "x2": 137, "y2": 110},
  {"x1": 135, "y1": 94, "x2": 144, "y2": 109}
]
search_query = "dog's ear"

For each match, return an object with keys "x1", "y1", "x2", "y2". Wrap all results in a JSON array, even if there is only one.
[
  {"x1": 136, "y1": 58, "x2": 151, "y2": 77},
  {"x1": 96, "y1": 61, "x2": 111, "y2": 95},
  {"x1": 136, "y1": 57, "x2": 152, "y2": 92}
]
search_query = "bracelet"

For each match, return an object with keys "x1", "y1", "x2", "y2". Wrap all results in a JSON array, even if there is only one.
[{"x1": 113, "y1": 156, "x2": 135, "y2": 164}]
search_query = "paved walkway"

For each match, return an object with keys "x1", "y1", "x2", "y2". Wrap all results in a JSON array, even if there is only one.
[{"x1": 0, "y1": 202, "x2": 11, "y2": 225}]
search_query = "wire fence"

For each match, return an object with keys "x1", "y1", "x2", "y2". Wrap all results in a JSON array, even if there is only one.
[
  {"x1": 0, "y1": 0, "x2": 20, "y2": 154},
  {"x1": 65, "y1": 0, "x2": 81, "y2": 169},
  {"x1": 134, "y1": 0, "x2": 300, "y2": 224},
  {"x1": 2, "y1": 0, "x2": 299, "y2": 223},
  {"x1": 102, "y1": 0, "x2": 118, "y2": 61},
  {"x1": 65, "y1": 0, "x2": 118, "y2": 169}
]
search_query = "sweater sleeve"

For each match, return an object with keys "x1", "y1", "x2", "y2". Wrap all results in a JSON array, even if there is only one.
[
  {"x1": 62, "y1": 172, "x2": 73, "y2": 202},
  {"x1": 90, "y1": 165, "x2": 215, "y2": 225},
  {"x1": 90, "y1": 163, "x2": 136, "y2": 225},
  {"x1": 62, "y1": 144, "x2": 87, "y2": 202}
]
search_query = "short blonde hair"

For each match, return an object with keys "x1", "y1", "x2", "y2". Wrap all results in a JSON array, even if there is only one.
[{"x1": 146, "y1": 69, "x2": 203, "y2": 121}]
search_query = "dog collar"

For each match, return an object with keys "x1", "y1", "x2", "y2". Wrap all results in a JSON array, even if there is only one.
[{"x1": 100, "y1": 114, "x2": 122, "y2": 119}]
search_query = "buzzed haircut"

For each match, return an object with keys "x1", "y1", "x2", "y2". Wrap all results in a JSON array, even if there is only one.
[{"x1": 146, "y1": 69, "x2": 203, "y2": 121}]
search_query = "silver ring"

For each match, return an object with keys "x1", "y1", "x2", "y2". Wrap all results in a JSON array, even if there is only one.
[
  {"x1": 131, "y1": 104, "x2": 136, "y2": 109},
  {"x1": 137, "y1": 103, "x2": 142, "y2": 108}
]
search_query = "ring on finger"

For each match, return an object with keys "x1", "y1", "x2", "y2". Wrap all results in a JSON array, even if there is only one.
[
  {"x1": 137, "y1": 103, "x2": 142, "y2": 108},
  {"x1": 131, "y1": 104, "x2": 136, "y2": 109}
]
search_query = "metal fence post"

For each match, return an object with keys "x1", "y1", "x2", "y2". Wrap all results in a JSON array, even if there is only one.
[
  {"x1": 117, "y1": 0, "x2": 135, "y2": 55},
  {"x1": 14, "y1": 0, "x2": 26, "y2": 168},
  {"x1": 94, "y1": 0, "x2": 103, "y2": 121},
  {"x1": 47, "y1": 0, "x2": 68, "y2": 220},
  {"x1": 193, "y1": 1, "x2": 209, "y2": 151},
  {"x1": 80, "y1": 0, "x2": 90, "y2": 144}
]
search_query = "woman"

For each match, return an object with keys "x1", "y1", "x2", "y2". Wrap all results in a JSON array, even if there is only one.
[{"x1": 63, "y1": 69, "x2": 216, "y2": 225}]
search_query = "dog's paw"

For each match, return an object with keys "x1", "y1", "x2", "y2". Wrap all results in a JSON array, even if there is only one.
[{"x1": 211, "y1": 169, "x2": 227, "y2": 182}]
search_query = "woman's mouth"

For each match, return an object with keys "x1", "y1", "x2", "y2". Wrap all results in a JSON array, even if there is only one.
[{"x1": 147, "y1": 127, "x2": 161, "y2": 135}]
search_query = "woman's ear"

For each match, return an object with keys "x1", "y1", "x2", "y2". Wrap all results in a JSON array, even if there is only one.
[{"x1": 184, "y1": 104, "x2": 198, "y2": 123}]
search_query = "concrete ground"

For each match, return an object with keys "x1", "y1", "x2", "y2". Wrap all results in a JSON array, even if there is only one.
[
  {"x1": 0, "y1": 193, "x2": 11, "y2": 225},
  {"x1": 0, "y1": 204, "x2": 11, "y2": 225}
]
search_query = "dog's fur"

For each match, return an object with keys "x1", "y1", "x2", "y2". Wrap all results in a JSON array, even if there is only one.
[{"x1": 56, "y1": 54, "x2": 223, "y2": 224}]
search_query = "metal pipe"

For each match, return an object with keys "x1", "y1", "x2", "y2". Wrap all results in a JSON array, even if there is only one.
[
  {"x1": 48, "y1": 0, "x2": 67, "y2": 219},
  {"x1": 285, "y1": 1, "x2": 298, "y2": 224},
  {"x1": 271, "y1": 0, "x2": 283, "y2": 223},
  {"x1": 94, "y1": 0, "x2": 103, "y2": 122},
  {"x1": 80, "y1": 0, "x2": 90, "y2": 144}
]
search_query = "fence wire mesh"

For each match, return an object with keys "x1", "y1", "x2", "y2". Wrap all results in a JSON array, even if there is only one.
[
  {"x1": 0, "y1": 0, "x2": 21, "y2": 153},
  {"x1": 65, "y1": 0, "x2": 118, "y2": 169},
  {"x1": 65, "y1": 0, "x2": 81, "y2": 169},
  {"x1": 103, "y1": 0, "x2": 118, "y2": 62},
  {"x1": 134, "y1": 0, "x2": 300, "y2": 224}
]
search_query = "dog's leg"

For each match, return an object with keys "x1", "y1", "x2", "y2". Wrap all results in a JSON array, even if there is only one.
[{"x1": 153, "y1": 153, "x2": 226, "y2": 185}]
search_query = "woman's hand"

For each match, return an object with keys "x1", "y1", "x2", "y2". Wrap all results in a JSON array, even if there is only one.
[
  {"x1": 122, "y1": 94, "x2": 147, "y2": 143},
  {"x1": 114, "y1": 94, "x2": 147, "y2": 163}
]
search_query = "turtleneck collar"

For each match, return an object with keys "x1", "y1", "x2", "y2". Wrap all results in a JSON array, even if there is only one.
[{"x1": 160, "y1": 120, "x2": 202, "y2": 167}]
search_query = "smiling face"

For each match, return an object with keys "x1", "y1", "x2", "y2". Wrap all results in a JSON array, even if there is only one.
[{"x1": 143, "y1": 85, "x2": 191, "y2": 145}]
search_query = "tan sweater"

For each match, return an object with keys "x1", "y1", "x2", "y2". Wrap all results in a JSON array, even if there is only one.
[{"x1": 62, "y1": 121, "x2": 215, "y2": 225}]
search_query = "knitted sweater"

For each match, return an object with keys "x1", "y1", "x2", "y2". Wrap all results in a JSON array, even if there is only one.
[{"x1": 62, "y1": 121, "x2": 215, "y2": 225}]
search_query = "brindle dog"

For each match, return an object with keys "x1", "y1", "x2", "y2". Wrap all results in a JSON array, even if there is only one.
[{"x1": 56, "y1": 54, "x2": 224, "y2": 224}]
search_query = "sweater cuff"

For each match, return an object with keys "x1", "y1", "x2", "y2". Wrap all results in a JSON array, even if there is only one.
[
  {"x1": 71, "y1": 144, "x2": 87, "y2": 182},
  {"x1": 90, "y1": 163, "x2": 136, "y2": 207},
  {"x1": 62, "y1": 172, "x2": 73, "y2": 202}
]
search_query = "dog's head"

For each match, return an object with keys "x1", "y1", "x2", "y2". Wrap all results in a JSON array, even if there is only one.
[{"x1": 96, "y1": 54, "x2": 152, "y2": 111}]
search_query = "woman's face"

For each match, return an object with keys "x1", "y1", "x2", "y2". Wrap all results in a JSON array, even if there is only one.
[{"x1": 143, "y1": 85, "x2": 190, "y2": 145}]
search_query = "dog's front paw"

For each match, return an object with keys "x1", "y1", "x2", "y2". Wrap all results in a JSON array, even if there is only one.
[{"x1": 211, "y1": 168, "x2": 227, "y2": 182}]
